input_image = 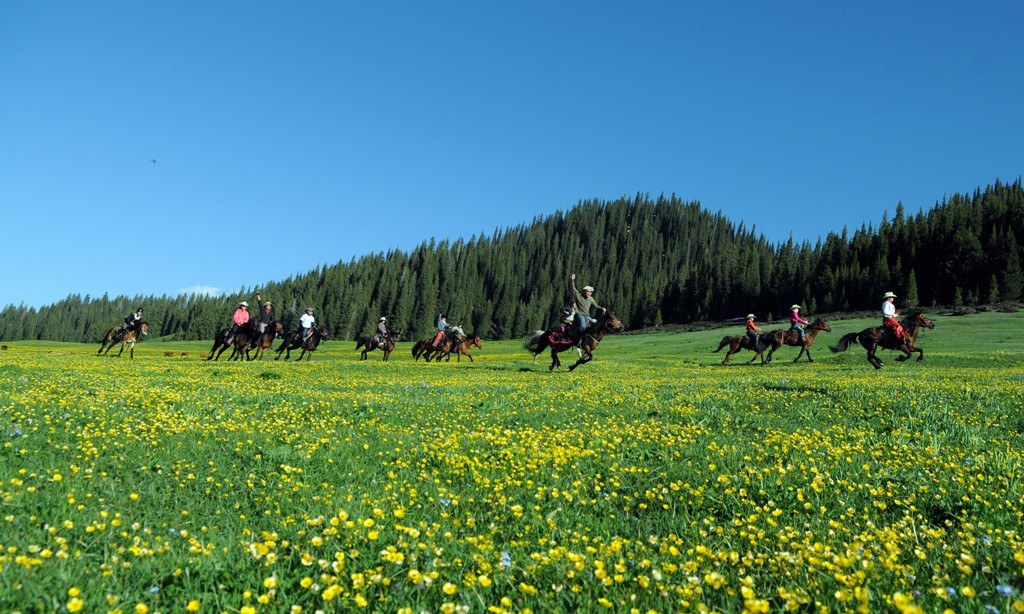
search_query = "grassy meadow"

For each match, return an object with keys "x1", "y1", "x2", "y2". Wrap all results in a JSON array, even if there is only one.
[{"x1": 1, "y1": 311, "x2": 1023, "y2": 613}]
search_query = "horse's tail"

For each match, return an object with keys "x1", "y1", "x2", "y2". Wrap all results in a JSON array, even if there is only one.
[
  {"x1": 713, "y1": 336, "x2": 731, "y2": 353},
  {"x1": 355, "y1": 338, "x2": 365, "y2": 351},
  {"x1": 830, "y1": 332, "x2": 860, "y2": 353},
  {"x1": 411, "y1": 341, "x2": 423, "y2": 359},
  {"x1": 523, "y1": 330, "x2": 546, "y2": 353}
]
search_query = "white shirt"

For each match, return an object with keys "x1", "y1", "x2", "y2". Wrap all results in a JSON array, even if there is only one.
[
  {"x1": 300, "y1": 313, "x2": 316, "y2": 328},
  {"x1": 882, "y1": 300, "x2": 896, "y2": 318}
]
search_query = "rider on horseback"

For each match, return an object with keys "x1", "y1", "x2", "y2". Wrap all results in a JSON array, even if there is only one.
[
  {"x1": 300, "y1": 308, "x2": 316, "y2": 341},
  {"x1": 882, "y1": 291, "x2": 907, "y2": 343},
  {"x1": 375, "y1": 317, "x2": 388, "y2": 346},
  {"x1": 258, "y1": 300, "x2": 274, "y2": 334},
  {"x1": 745, "y1": 314, "x2": 761, "y2": 349},
  {"x1": 226, "y1": 301, "x2": 250, "y2": 345},
  {"x1": 570, "y1": 273, "x2": 602, "y2": 340},
  {"x1": 121, "y1": 307, "x2": 143, "y2": 336},
  {"x1": 790, "y1": 304, "x2": 808, "y2": 343},
  {"x1": 431, "y1": 314, "x2": 450, "y2": 349}
]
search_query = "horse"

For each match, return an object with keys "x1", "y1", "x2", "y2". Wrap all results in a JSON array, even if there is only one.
[
  {"x1": 439, "y1": 334, "x2": 482, "y2": 363},
  {"x1": 98, "y1": 322, "x2": 148, "y2": 358},
  {"x1": 830, "y1": 310, "x2": 935, "y2": 369},
  {"x1": 524, "y1": 308, "x2": 625, "y2": 371},
  {"x1": 763, "y1": 317, "x2": 832, "y2": 363},
  {"x1": 713, "y1": 333, "x2": 771, "y2": 365},
  {"x1": 275, "y1": 326, "x2": 329, "y2": 361},
  {"x1": 207, "y1": 321, "x2": 259, "y2": 361},
  {"x1": 412, "y1": 332, "x2": 457, "y2": 363},
  {"x1": 250, "y1": 321, "x2": 285, "y2": 361},
  {"x1": 356, "y1": 328, "x2": 401, "y2": 361}
]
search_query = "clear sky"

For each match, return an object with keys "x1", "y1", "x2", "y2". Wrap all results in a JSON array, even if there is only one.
[{"x1": 2, "y1": 2, "x2": 1022, "y2": 308}]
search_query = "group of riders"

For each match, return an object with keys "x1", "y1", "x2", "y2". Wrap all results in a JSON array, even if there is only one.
[{"x1": 740, "y1": 290, "x2": 909, "y2": 350}]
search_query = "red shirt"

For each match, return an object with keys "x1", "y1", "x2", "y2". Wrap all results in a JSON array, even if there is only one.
[{"x1": 233, "y1": 308, "x2": 250, "y2": 326}]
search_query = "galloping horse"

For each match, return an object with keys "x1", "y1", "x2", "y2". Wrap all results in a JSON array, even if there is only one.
[
  {"x1": 412, "y1": 332, "x2": 456, "y2": 363},
  {"x1": 830, "y1": 311, "x2": 935, "y2": 369},
  {"x1": 713, "y1": 333, "x2": 771, "y2": 365},
  {"x1": 439, "y1": 334, "x2": 482, "y2": 363},
  {"x1": 275, "y1": 326, "x2": 329, "y2": 361},
  {"x1": 524, "y1": 308, "x2": 624, "y2": 371},
  {"x1": 356, "y1": 328, "x2": 401, "y2": 361},
  {"x1": 98, "y1": 322, "x2": 149, "y2": 358},
  {"x1": 764, "y1": 318, "x2": 832, "y2": 363},
  {"x1": 251, "y1": 321, "x2": 285, "y2": 361},
  {"x1": 207, "y1": 321, "x2": 259, "y2": 361}
]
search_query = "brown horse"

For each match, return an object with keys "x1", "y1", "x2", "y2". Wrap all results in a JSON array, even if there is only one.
[
  {"x1": 439, "y1": 334, "x2": 482, "y2": 362},
  {"x1": 412, "y1": 332, "x2": 457, "y2": 363},
  {"x1": 207, "y1": 321, "x2": 259, "y2": 361},
  {"x1": 98, "y1": 322, "x2": 149, "y2": 358},
  {"x1": 356, "y1": 328, "x2": 401, "y2": 361},
  {"x1": 830, "y1": 311, "x2": 935, "y2": 369},
  {"x1": 764, "y1": 318, "x2": 832, "y2": 363},
  {"x1": 275, "y1": 326, "x2": 329, "y2": 361},
  {"x1": 251, "y1": 321, "x2": 284, "y2": 361},
  {"x1": 713, "y1": 333, "x2": 771, "y2": 365},
  {"x1": 524, "y1": 308, "x2": 624, "y2": 371}
]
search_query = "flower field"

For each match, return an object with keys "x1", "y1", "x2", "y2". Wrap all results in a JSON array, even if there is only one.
[{"x1": 1, "y1": 312, "x2": 1023, "y2": 613}]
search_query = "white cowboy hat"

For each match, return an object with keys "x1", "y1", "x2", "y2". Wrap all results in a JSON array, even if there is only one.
[
  {"x1": 883, "y1": 291, "x2": 897, "y2": 299},
  {"x1": 262, "y1": 301, "x2": 272, "y2": 307},
  {"x1": 790, "y1": 304, "x2": 801, "y2": 310},
  {"x1": 379, "y1": 317, "x2": 386, "y2": 321},
  {"x1": 746, "y1": 314, "x2": 755, "y2": 320},
  {"x1": 582, "y1": 285, "x2": 594, "y2": 292},
  {"x1": 239, "y1": 301, "x2": 249, "y2": 307}
]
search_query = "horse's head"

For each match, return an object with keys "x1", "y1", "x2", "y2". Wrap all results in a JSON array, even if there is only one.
[
  {"x1": 602, "y1": 310, "x2": 625, "y2": 333},
  {"x1": 274, "y1": 321, "x2": 285, "y2": 337},
  {"x1": 810, "y1": 318, "x2": 831, "y2": 332},
  {"x1": 139, "y1": 322, "x2": 149, "y2": 336},
  {"x1": 906, "y1": 311, "x2": 935, "y2": 330},
  {"x1": 318, "y1": 327, "x2": 329, "y2": 341},
  {"x1": 471, "y1": 335, "x2": 483, "y2": 349}
]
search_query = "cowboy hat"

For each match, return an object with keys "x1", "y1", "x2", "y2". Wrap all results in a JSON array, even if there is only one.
[
  {"x1": 746, "y1": 314, "x2": 755, "y2": 320},
  {"x1": 305, "y1": 307, "x2": 314, "y2": 312},
  {"x1": 582, "y1": 285, "x2": 594, "y2": 292},
  {"x1": 239, "y1": 301, "x2": 249, "y2": 307},
  {"x1": 790, "y1": 304, "x2": 801, "y2": 310},
  {"x1": 262, "y1": 301, "x2": 272, "y2": 307},
  {"x1": 883, "y1": 291, "x2": 897, "y2": 299},
  {"x1": 379, "y1": 316, "x2": 386, "y2": 321}
]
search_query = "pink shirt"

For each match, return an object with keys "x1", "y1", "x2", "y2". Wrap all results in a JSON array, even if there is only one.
[
  {"x1": 790, "y1": 311, "x2": 808, "y2": 325},
  {"x1": 233, "y1": 308, "x2": 250, "y2": 326}
]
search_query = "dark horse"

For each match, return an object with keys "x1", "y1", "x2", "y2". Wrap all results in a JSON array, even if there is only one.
[
  {"x1": 251, "y1": 321, "x2": 285, "y2": 361},
  {"x1": 524, "y1": 308, "x2": 625, "y2": 371},
  {"x1": 207, "y1": 321, "x2": 259, "y2": 361},
  {"x1": 438, "y1": 334, "x2": 483, "y2": 363},
  {"x1": 356, "y1": 328, "x2": 401, "y2": 361},
  {"x1": 713, "y1": 333, "x2": 771, "y2": 365},
  {"x1": 763, "y1": 317, "x2": 832, "y2": 363},
  {"x1": 411, "y1": 332, "x2": 457, "y2": 363},
  {"x1": 830, "y1": 311, "x2": 935, "y2": 369},
  {"x1": 98, "y1": 322, "x2": 149, "y2": 358},
  {"x1": 275, "y1": 326, "x2": 329, "y2": 361}
]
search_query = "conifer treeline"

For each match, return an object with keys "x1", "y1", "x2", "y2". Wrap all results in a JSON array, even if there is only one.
[{"x1": 2, "y1": 179, "x2": 1022, "y2": 343}]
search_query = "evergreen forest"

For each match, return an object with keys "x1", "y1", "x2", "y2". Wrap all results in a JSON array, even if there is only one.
[{"x1": 2, "y1": 178, "x2": 1021, "y2": 343}]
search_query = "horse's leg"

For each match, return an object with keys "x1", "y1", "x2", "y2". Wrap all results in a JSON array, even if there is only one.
[
  {"x1": 569, "y1": 347, "x2": 593, "y2": 372},
  {"x1": 116, "y1": 339, "x2": 126, "y2": 357},
  {"x1": 793, "y1": 346, "x2": 805, "y2": 363},
  {"x1": 722, "y1": 348, "x2": 732, "y2": 365},
  {"x1": 129, "y1": 341, "x2": 135, "y2": 359},
  {"x1": 805, "y1": 346, "x2": 813, "y2": 363},
  {"x1": 467, "y1": 353, "x2": 473, "y2": 363}
]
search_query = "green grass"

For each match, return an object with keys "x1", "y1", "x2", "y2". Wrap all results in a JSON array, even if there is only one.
[{"x1": 0, "y1": 311, "x2": 1022, "y2": 613}]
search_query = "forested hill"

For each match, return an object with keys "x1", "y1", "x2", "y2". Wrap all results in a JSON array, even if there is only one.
[{"x1": 3, "y1": 178, "x2": 1022, "y2": 343}]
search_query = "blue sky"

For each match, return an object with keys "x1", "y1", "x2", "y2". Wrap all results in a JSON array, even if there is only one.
[{"x1": 2, "y1": 2, "x2": 1022, "y2": 308}]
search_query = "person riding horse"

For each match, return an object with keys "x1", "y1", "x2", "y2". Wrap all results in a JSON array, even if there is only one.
[
  {"x1": 431, "y1": 314, "x2": 450, "y2": 349},
  {"x1": 375, "y1": 317, "x2": 389, "y2": 346},
  {"x1": 745, "y1": 314, "x2": 761, "y2": 349},
  {"x1": 881, "y1": 291, "x2": 907, "y2": 344},
  {"x1": 225, "y1": 301, "x2": 250, "y2": 346},
  {"x1": 570, "y1": 273, "x2": 602, "y2": 341},
  {"x1": 789, "y1": 304, "x2": 808, "y2": 343},
  {"x1": 258, "y1": 300, "x2": 275, "y2": 334},
  {"x1": 120, "y1": 307, "x2": 144, "y2": 337},
  {"x1": 300, "y1": 308, "x2": 316, "y2": 341}
]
